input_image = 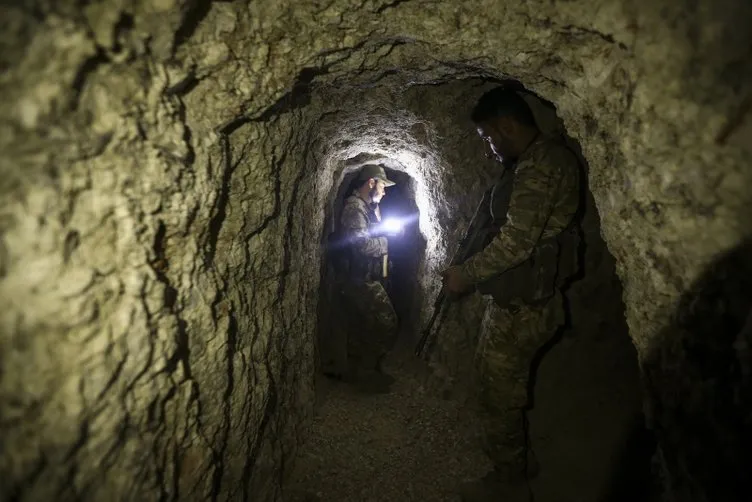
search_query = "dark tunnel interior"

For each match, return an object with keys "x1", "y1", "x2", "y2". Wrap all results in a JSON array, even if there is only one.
[
  {"x1": 3, "y1": 1, "x2": 752, "y2": 501},
  {"x1": 303, "y1": 92, "x2": 654, "y2": 500}
]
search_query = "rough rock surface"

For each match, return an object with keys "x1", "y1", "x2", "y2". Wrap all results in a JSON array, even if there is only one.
[{"x1": 1, "y1": 1, "x2": 751, "y2": 501}]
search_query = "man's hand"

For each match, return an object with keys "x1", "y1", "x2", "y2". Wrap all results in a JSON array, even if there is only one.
[{"x1": 441, "y1": 266, "x2": 473, "y2": 294}]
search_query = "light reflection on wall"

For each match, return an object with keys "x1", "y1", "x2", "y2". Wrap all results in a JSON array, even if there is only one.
[{"x1": 316, "y1": 115, "x2": 450, "y2": 328}]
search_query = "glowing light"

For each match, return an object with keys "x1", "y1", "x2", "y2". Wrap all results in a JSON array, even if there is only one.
[
  {"x1": 382, "y1": 218, "x2": 403, "y2": 234},
  {"x1": 376, "y1": 214, "x2": 419, "y2": 236}
]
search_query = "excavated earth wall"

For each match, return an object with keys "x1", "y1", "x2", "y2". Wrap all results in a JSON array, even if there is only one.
[{"x1": 1, "y1": 1, "x2": 751, "y2": 501}]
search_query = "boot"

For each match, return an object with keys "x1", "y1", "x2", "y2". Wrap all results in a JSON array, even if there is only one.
[
  {"x1": 459, "y1": 468, "x2": 530, "y2": 502},
  {"x1": 375, "y1": 352, "x2": 388, "y2": 371},
  {"x1": 370, "y1": 354, "x2": 395, "y2": 390}
]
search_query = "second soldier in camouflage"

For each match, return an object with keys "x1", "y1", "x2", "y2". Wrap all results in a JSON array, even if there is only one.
[{"x1": 443, "y1": 87, "x2": 581, "y2": 502}]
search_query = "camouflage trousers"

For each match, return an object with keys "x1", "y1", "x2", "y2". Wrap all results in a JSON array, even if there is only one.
[
  {"x1": 340, "y1": 279, "x2": 398, "y2": 373},
  {"x1": 474, "y1": 291, "x2": 565, "y2": 477}
]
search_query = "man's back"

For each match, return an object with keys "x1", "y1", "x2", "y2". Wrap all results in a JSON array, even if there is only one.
[{"x1": 520, "y1": 135, "x2": 580, "y2": 240}]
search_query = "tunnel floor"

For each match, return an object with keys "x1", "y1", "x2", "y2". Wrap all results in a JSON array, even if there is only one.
[
  {"x1": 285, "y1": 317, "x2": 653, "y2": 502},
  {"x1": 284, "y1": 339, "x2": 490, "y2": 501}
]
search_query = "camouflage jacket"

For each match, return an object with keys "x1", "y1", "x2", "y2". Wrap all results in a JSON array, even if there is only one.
[
  {"x1": 460, "y1": 135, "x2": 580, "y2": 286},
  {"x1": 339, "y1": 192, "x2": 387, "y2": 280}
]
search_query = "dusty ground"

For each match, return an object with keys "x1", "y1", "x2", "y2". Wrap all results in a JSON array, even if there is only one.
[
  {"x1": 283, "y1": 340, "x2": 491, "y2": 502},
  {"x1": 284, "y1": 326, "x2": 653, "y2": 502}
]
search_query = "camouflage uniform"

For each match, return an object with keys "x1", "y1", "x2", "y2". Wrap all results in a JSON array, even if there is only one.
[
  {"x1": 460, "y1": 135, "x2": 581, "y2": 478},
  {"x1": 338, "y1": 192, "x2": 398, "y2": 375}
]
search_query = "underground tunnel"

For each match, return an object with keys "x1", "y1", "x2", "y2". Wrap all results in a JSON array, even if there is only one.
[
  {"x1": 1, "y1": 1, "x2": 751, "y2": 502},
  {"x1": 318, "y1": 163, "x2": 425, "y2": 378}
]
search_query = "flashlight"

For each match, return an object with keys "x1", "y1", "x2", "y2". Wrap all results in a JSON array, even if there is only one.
[{"x1": 381, "y1": 218, "x2": 403, "y2": 234}]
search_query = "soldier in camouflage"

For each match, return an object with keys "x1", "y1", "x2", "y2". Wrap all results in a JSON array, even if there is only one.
[
  {"x1": 337, "y1": 164, "x2": 400, "y2": 389},
  {"x1": 442, "y1": 87, "x2": 581, "y2": 501}
]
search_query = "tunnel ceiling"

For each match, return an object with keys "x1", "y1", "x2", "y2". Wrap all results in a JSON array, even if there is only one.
[{"x1": 1, "y1": 0, "x2": 752, "y2": 501}]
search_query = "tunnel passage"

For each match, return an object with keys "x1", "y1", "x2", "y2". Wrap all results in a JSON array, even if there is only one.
[
  {"x1": 283, "y1": 79, "x2": 651, "y2": 501},
  {"x1": 2, "y1": 1, "x2": 752, "y2": 502},
  {"x1": 317, "y1": 161, "x2": 425, "y2": 377}
]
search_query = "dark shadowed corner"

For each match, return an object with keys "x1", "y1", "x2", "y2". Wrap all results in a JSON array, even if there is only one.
[{"x1": 642, "y1": 239, "x2": 752, "y2": 502}]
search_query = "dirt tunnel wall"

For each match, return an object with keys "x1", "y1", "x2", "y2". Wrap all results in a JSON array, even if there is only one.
[{"x1": 1, "y1": 1, "x2": 751, "y2": 501}]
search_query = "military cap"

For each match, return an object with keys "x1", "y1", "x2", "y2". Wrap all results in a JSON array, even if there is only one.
[{"x1": 357, "y1": 164, "x2": 396, "y2": 186}]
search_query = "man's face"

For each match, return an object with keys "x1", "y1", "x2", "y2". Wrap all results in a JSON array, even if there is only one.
[
  {"x1": 477, "y1": 117, "x2": 516, "y2": 163},
  {"x1": 369, "y1": 179, "x2": 386, "y2": 203}
]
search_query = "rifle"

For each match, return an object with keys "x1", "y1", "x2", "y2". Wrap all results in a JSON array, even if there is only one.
[{"x1": 414, "y1": 190, "x2": 494, "y2": 357}]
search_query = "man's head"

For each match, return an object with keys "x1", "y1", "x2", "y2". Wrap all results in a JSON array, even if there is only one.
[
  {"x1": 355, "y1": 164, "x2": 395, "y2": 204},
  {"x1": 471, "y1": 87, "x2": 539, "y2": 163}
]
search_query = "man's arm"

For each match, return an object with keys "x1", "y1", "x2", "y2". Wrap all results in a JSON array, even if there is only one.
[
  {"x1": 341, "y1": 203, "x2": 388, "y2": 257},
  {"x1": 459, "y1": 154, "x2": 563, "y2": 284}
]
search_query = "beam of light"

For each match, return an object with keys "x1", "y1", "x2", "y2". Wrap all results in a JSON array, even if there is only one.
[
  {"x1": 375, "y1": 213, "x2": 419, "y2": 236},
  {"x1": 326, "y1": 214, "x2": 419, "y2": 256},
  {"x1": 382, "y1": 218, "x2": 403, "y2": 233}
]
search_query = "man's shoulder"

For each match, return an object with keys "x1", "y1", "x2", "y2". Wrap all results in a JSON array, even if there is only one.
[
  {"x1": 538, "y1": 136, "x2": 578, "y2": 163},
  {"x1": 343, "y1": 194, "x2": 368, "y2": 212},
  {"x1": 344, "y1": 193, "x2": 365, "y2": 205},
  {"x1": 521, "y1": 135, "x2": 579, "y2": 174},
  {"x1": 341, "y1": 195, "x2": 369, "y2": 226}
]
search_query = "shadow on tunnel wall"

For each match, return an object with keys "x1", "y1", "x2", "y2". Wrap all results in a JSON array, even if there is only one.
[{"x1": 640, "y1": 239, "x2": 752, "y2": 502}]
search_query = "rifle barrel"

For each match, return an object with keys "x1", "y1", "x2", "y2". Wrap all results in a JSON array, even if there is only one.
[
  {"x1": 415, "y1": 304, "x2": 442, "y2": 356},
  {"x1": 414, "y1": 188, "x2": 492, "y2": 358}
]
